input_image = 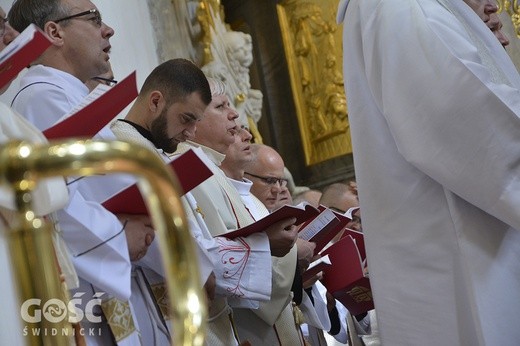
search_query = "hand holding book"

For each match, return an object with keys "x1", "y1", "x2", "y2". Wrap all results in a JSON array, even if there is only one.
[
  {"x1": 219, "y1": 202, "x2": 320, "y2": 239},
  {"x1": 264, "y1": 217, "x2": 298, "y2": 257}
]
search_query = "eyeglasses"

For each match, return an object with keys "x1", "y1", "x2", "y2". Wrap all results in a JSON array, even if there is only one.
[
  {"x1": 0, "y1": 15, "x2": 8, "y2": 37},
  {"x1": 53, "y1": 9, "x2": 103, "y2": 27},
  {"x1": 93, "y1": 76, "x2": 118, "y2": 87},
  {"x1": 245, "y1": 172, "x2": 288, "y2": 187}
]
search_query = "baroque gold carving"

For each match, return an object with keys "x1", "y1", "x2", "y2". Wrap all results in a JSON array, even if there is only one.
[
  {"x1": 277, "y1": 0, "x2": 352, "y2": 166},
  {"x1": 196, "y1": 0, "x2": 222, "y2": 64},
  {"x1": 196, "y1": 0, "x2": 265, "y2": 143},
  {"x1": 498, "y1": 0, "x2": 520, "y2": 38}
]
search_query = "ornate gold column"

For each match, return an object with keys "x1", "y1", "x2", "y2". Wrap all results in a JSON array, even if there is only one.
[{"x1": 277, "y1": 0, "x2": 351, "y2": 165}]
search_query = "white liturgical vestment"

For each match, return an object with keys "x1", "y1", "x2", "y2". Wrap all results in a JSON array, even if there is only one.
[
  {"x1": 0, "y1": 103, "x2": 71, "y2": 345},
  {"x1": 11, "y1": 65, "x2": 141, "y2": 345},
  {"x1": 112, "y1": 120, "x2": 274, "y2": 345},
  {"x1": 227, "y1": 177, "x2": 304, "y2": 346},
  {"x1": 338, "y1": 0, "x2": 520, "y2": 345},
  {"x1": 11, "y1": 64, "x2": 132, "y2": 300},
  {"x1": 176, "y1": 141, "x2": 282, "y2": 345}
]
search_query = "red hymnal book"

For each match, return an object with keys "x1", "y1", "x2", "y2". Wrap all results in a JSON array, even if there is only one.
[
  {"x1": 299, "y1": 207, "x2": 353, "y2": 255},
  {"x1": 302, "y1": 255, "x2": 331, "y2": 283},
  {"x1": 320, "y1": 235, "x2": 373, "y2": 315},
  {"x1": 0, "y1": 24, "x2": 51, "y2": 90},
  {"x1": 101, "y1": 149, "x2": 212, "y2": 214},
  {"x1": 341, "y1": 228, "x2": 366, "y2": 261},
  {"x1": 220, "y1": 202, "x2": 320, "y2": 239},
  {"x1": 43, "y1": 71, "x2": 138, "y2": 139}
]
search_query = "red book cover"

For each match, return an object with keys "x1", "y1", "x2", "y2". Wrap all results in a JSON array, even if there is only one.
[
  {"x1": 333, "y1": 277, "x2": 373, "y2": 316},
  {"x1": 302, "y1": 255, "x2": 331, "y2": 282},
  {"x1": 43, "y1": 71, "x2": 138, "y2": 139},
  {"x1": 0, "y1": 24, "x2": 51, "y2": 90},
  {"x1": 220, "y1": 202, "x2": 320, "y2": 239},
  {"x1": 342, "y1": 228, "x2": 366, "y2": 261},
  {"x1": 101, "y1": 149, "x2": 212, "y2": 214},
  {"x1": 320, "y1": 235, "x2": 374, "y2": 315}
]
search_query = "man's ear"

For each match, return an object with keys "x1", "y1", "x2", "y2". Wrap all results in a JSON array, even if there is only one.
[
  {"x1": 148, "y1": 91, "x2": 165, "y2": 116},
  {"x1": 43, "y1": 21, "x2": 65, "y2": 46}
]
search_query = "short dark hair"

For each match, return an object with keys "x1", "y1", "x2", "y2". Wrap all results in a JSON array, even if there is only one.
[
  {"x1": 9, "y1": 0, "x2": 69, "y2": 32},
  {"x1": 139, "y1": 59, "x2": 211, "y2": 107}
]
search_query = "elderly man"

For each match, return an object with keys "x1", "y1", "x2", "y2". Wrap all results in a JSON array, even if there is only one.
[
  {"x1": 242, "y1": 144, "x2": 289, "y2": 212},
  {"x1": 338, "y1": 0, "x2": 520, "y2": 345},
  {"x1": 175, "y1": 79, "x2": 301, "y2": 345},
  {"x1": 222, "y1": 141, "x2": 320, "y2": 345},
  {"x1": 9, "y1": 1, "x2": 152, "y2": 344}
]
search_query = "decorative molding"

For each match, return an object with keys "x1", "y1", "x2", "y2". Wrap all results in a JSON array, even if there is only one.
[
  {"x1": 197, "y1": 0, "x2": 265, "y2": 142},
  {"x1": 277, "y1": 0, "x2": 351, "y2": 166},
  {"x1": 499, "y1": 0, "x2": 520, "y2": 38}
]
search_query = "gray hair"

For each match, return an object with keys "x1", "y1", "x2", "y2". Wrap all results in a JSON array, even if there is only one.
[
  {"x1": 9, "y1": 0, "x2": 70, "y2": 32},
  {"x1": 206, "y1": 77, "x2": 227, "y2": 97}
]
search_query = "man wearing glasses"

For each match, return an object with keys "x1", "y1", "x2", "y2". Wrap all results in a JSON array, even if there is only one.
[
  {"x1": 175, "y1": 78, "x2": 303, "y2": 345},
  {"x1": 9, "y1": 0, "x2": 114, "y2": 129},
  {"x1": 0, "y1": 5, "x2": 81, "y2": 344},
  {"x1": 243, "y1": 144, "x2": 289, "y2": 212},
  {"x1": 8, "y1": 1, "x2": 151, "y2": 345}
]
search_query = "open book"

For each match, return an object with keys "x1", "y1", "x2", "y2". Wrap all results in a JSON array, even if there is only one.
[
  {"x1": 342, "y1": 228, "x2": 366, "y2": 262},
  {"x1": 101, "y1": 149, "x2": 212, "y2": 214},
  {"x1": 219, "y1": 202, "x2": 320, "y2": 239},
  {"x1": 298, "y1": 206, "x2": 353, "y2": 255},
  {"x1": 43, "y1": 71, "x2": 138, "y2": 139},
  {"x1": 0, "y1": 24, "x2": 51, "y2": 90},
  {"x1": 320, "y1": 235, "x2": 373, "y2": 315},
  {"x1": 302, "y1": 255, "x2": 331, "y2": 283}
]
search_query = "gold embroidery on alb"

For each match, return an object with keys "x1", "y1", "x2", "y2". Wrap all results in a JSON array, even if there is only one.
[
  {"x1": 151, "y1": 282, "x2": 171, "y2": 320},
  {"x1": 101, "y1": 298, "x2": 136, "y2": 342}
]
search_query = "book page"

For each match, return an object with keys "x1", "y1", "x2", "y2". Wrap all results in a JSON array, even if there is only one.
[
  {"x1": 0, "y1": 24, "x2": 52, "y2": 90},
  {"x1": 299, "y1": 208, "x2": 337, "y2": 241}
]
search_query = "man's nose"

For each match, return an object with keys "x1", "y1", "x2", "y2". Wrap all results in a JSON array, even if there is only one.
[{"x1": 102, "y1": 22, "x2": 115, "y2": 38}]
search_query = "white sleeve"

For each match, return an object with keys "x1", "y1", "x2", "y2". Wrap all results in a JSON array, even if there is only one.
[
  {"x1": 365, "y1": 0, "x2": 520, "y2": 231},
  {"x1": 12, "y1": 82, "x2": 76, "y2": 131},
  {"x1": 57, "y1": 190, "x2": 132, "y2": 300},
  {"x1": 183, "y1": 193, "x2": 272, "y2": 302}
]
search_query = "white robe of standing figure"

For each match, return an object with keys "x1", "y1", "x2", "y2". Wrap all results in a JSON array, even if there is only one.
[{"x1": 338, "y1": 0, "x2": 520, "y2": 345}]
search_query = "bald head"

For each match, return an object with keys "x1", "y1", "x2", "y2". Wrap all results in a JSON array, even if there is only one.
[
  {"x1": 248, "y1": 144, "x2": 284, "y2": 171},
  {"x1": 245, "y1": 144, "x2": 287, "y2": 211},
  {"x1": 319, "y1": 182, "x2": 359, "y2": 213},
  {"x1": 293, "y1": 189, "x2": 322, "y2": 208}
]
